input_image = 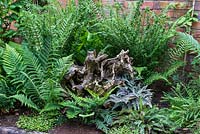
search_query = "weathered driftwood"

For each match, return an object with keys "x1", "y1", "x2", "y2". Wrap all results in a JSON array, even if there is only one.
[{"x1": 63, "y1": 50, "x2": 134, "y2": 96}]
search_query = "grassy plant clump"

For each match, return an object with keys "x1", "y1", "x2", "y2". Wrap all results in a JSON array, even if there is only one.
[{"x1": 17, "y1": 114, "x2": 56, "y2": 132}]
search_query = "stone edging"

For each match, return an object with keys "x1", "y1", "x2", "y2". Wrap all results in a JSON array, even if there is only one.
[{"x1": 0, "y1": 127, "x2": 48, "y2": 134}]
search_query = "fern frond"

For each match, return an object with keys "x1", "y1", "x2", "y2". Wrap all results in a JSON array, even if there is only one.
[
  {"x1": 0, "y1": 74, "x2": 8, "y2": 89},
  {"x1": 170, "y1": 32, "x2": 200, "y2": 63},
  {"x1": 20, "y1": 71, "x2": 42, "y2": 103},
  {"x1": 2, "y1": 45, "x2": 23, "y2": 75},
  {"x1": 164, "y1": 61, "x2": 185, "y2": 77},
  {"x1": 54, "y1": 55, "x2": 73, "y2": 81},
  {"x1": 2, "y1": 45, "x2": 27, "y2": 89},
  {"x1": 39, "y1": 79, "x2": 65, "y2": 103},
  {"x1": 10, "y1": 94, "x2": 39, "y2": 111},
  {"x1": 22, "y1": 46, "x2": 44, "y2": 86},
  {"x1": 40, "y1": 103, "x2": 62, "y2": 114},
  {"x1": 145, "y1": 73, "x2": 169, "y2": 85}
]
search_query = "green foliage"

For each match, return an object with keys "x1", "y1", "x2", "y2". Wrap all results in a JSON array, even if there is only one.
[
  {"x1": 66, "y1": 0, "x2": 104, "y2": 63},
  {"x1": 145, "y1": 61, "x2": 184, "y2": 84},
  {"x1": 91, "y1": 109, "x2": 117, "y2": 133},
  {"x1": 0, "y1": 77, "x2": 16, "y2": 111},
  {"x1": 113, "y1": 106, "x2": 174, "y2": 134},
  {"x1": 17, "y1": 114, "x2": 56, "y2": 132},
  {"x1": 163, "y1": 83, "x2": 200, "y2": 129},
  {"x1": 106, "y1": 78, "x2": 152, "y2": 111},
  {"x1": 18, "y1": 0, "x2": 104, "y2": 63},
  {"x1": 0, "y1": 46, "x2": 16, "y2": 111},
  {"x1": 0, "y1": 42, "x2": 73, "y2": 111},
  {"x1": 0, "y1": 0, "x2": 23, "y2": 42},
  {"x1": 57, "y1": 88, "x2": 117, "y2": 133},
  {"x1": 170, "y1": 8, "x2": 198, "y2": 33},
  {"x1": 100, "y1": 1, "x2": 176, "y2": 77},
  {"x1": 61, "y1": 88, "x2": 116, "y2": 119},
  {"x1": 169, "y1": 32, "x2": 200, "y2": 64},
  {"x1": 108, "y1": 125, "x2": 133, "y2": 134}
]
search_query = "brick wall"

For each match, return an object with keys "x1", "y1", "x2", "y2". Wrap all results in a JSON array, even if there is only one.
[{"x1": 58, "y1": 0, "x2": 200, "y2": 41}]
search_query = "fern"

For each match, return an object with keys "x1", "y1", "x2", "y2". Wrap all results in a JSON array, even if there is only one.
[
  {"x1": 145, "y1": 61, "x2": 184, "y2": 85},
  {"x1": 40, "y1": 103, "x2": 63, "y2": 114},
  {"x1": 2, "y1": 45, "x2": 23, "y2": 75},
  {"x1": 1, "y1": 41, "x2": 72, "y2": 111},
  {"x1": 10, "y1": 94, "x2": 39, "y2": 111},
  {"x1": 0, "y1": 93, "x2": 39, "y2": 111},
  {"x1": 145, "y1": 32, "x2": 200, "y2": 85},
  {"x1": 163, "y1": 83, "x2": 200, "y2": 128},
  {"x1": 169, "y1": 32, "x2": 200, "y2": 63},
  {"x1": 39, "y1": 79, "x2": 66, "y2": 103},
  {"x1": 54, "y1": 55, "x2": 73, "y2": 81},
  {"x1": 62, "y1": 87, "x2": 116, "y2": 120}
]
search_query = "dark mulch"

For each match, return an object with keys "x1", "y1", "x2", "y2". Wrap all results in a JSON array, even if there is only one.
[
  {"x1": 49, "y1": 122, "x2": 103, "y2": 134},
  {"x1": 0, "y1": 113, "x2": 194, "y2": 134},
  {"x1": 0, "y1": 115, "x2": 19, "y2": 127},
  {"x1": 0, "y1": 113, "x2": 103, "y2": 134}
]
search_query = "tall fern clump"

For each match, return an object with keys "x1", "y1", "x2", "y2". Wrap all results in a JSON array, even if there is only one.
[
  {"x1": 99, "y1": 0, "x2": 197, "y2": 82},
  {"x1": 0, "y1": 42, "x2": 73, "y2": 111},
  {"x1": 19, "y1": 0, "x2": 104, "y2": 64},
  {"x1": 63, "y1": 0, "x2": 105, "y2": 63},
  {"x1": 101, "y1": 1, "x2": 173, "y2": 76},
  {"x1": 163, "y1": 31, "x2": 200, "y2": 132},
  {"x1": 0, "y1": 1, "x2": 76, "y2": 111}
]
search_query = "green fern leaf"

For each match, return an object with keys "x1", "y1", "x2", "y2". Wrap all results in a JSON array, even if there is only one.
[
  {"x1": 54, "y1": 55, "x2": 73, "y2": 80},
  {"x1": 2, "y1": 45, "x2": 23, "y2": 75},
  {"x1": 10, "y1": 94, "x2": 39, "y2": 111},
  {"x1": 40, "y1": 103, "x2": 62, "y2": 114},
  {"x1": 145, "y1": 73, "x2": 169, "y2": 85}
]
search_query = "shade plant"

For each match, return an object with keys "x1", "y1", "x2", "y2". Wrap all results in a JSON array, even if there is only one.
[
  {"x1": 99, "y1": 0, "x2": 197, "y2": 83},
  {"x1": 110, "y1": 106, "x2": 174, "y2": 134},
  {"x1": 0, "y1": 1, "x2": 76, "y2": 111},
  {"x1": 163, "y1": 82, "x2": 200, "y2": 131},
  {"x1": 0, "y1": 0, "x2": 23, "y2": 43}
]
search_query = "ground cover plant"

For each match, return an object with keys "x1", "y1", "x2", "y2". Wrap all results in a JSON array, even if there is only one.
[{"x1": 0, "y1": 0, "x2": 200, "y2": 134}]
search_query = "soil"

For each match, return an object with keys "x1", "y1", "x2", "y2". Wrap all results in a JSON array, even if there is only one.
[
  {"x1": 0, "y1": 113, "x2": 193, "y2": 134},
  {"x1": 0, "y1": 115, "x2": 19, "y2": 127},
  {"x1": 0, "y1": 114, "x2": 103, "y2": 134},
  {"x1": 49, "y1": 122, "x2": 103, "y2": 134}
]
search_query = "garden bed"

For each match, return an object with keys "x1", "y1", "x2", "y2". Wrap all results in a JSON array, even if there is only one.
[
  {"x1": 0, "y1": 114, "x2": 102, "y2": 134},
  {"x1": 1, "y1": 0, "x2": 200, "y2": 134}
]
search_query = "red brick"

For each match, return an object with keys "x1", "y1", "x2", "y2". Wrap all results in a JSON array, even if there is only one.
[
  {"x1": 176, "y1": 27, "x2": 186, "y2": 32},
  {"x1": 192, "y1": 30, "x2": 200, "y2": 37},
  {"x1": 141, "y1": 2, "x2": 154, "y2": 9},
  {"x1": 192, "y1": 22, "x2": 200, "y2": 29},
  {"x1": 173, "y1": 9, "x2": 188, "y2": 18}
]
